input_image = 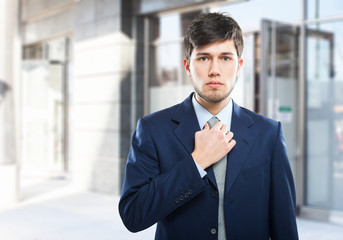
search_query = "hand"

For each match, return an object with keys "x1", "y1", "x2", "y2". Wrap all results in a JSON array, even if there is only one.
[{"x1": 192, "y1": 122, "x2": 236, "y2": 170}]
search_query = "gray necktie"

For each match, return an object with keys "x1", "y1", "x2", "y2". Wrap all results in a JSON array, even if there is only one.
[{"x1": 207, "y1": 117, "x2": 227, "y2": 240}]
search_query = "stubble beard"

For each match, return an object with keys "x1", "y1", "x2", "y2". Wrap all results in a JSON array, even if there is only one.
[{"x1": 192, "y1": 80, "x2": 234, "y2": 103}]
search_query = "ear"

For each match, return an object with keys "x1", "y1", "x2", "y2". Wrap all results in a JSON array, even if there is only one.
[
  {"x1": 236, "y1": 58, "x2": 243, "y2": 76},
  {"x1": 183, "y1": 58, "x2": 191, "y2": 77}
]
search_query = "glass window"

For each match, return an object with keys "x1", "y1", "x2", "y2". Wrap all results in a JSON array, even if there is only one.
[
  {"x1": 148, "y1": 13, "x2": 184, "y2": 88},
  {"x1": 23, "y1": 44, "x2": 45, "y2": 60},
  {"x1": 23, "y1": 38, "x2": 69, "y2": 61},
  {"x1": 160, "y1": 14, "x2": 181, "y2": 41},
  {"x1": 220, "y1": 0, "x2": 301, "y2": 31},
  {"x1": 149, "y1": 43, "x2": 182, "y2": 87},
  {"x1": 147, "y1": 11, "x2": 200, "y2": 113},
  {"x1": 47, "y1": 39, "x2": 67, "y2": 61},
  {"x1": 307, "y1": 0, "x2": 343, "y2": 20},
  {"x1": 306, "y1": 21, "x2": 343, "y2": 211}
]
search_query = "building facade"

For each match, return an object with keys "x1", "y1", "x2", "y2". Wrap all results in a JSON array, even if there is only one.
[{"x1": 1, "y1": 0, "x2": 343, "y2": 223}]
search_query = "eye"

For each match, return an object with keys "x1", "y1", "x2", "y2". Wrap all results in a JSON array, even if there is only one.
[
  {"x1": 199, "y1": 57, "x2": 208, "y2": 61},
  {"x1": 222, "y1": 56, "x2": 230, "y2": 61}
]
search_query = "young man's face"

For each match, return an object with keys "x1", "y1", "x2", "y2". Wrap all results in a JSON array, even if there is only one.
[{"x1": 184, "y1": 39, "x2": 243, "y2": 104}]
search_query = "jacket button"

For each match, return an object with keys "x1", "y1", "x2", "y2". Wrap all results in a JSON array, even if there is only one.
[
  {"x1": 179, "y1": 194, "x2": 184, "y2": 201},
  {"x1": 211, "y1": 191, "x2": 218, "y2": 198},
  {"x1": 210, "y1": 228, "x2": 217, "y2": 235}
]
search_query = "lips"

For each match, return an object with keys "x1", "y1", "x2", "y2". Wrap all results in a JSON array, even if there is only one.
[{"x1": 206, "y1": 81, "x2": 223, "y2": 88}]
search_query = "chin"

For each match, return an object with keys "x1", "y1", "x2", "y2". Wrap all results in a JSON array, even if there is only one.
[{"x1": 200, "y1": 92, "x2": 230, "y2": 103}]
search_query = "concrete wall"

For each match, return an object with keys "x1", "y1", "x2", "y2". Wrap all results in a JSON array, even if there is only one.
[
  {"x1": 22, "y1": 0, "x2": 73, "y2": 19},
  {"x1": 72, "y1": 0, "x2": 137, "y2": 194},
  {"x1": 22, "y1": 0, "x2": 75, "y2": 44}
]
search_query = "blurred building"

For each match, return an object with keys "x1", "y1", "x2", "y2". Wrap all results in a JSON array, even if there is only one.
[{"x1": 1, "y1": 0, "x2": 343, "y2": 224}]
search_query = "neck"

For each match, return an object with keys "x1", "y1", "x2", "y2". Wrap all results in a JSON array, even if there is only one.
[{"x1": 195, "y1": 93, "x2": 230, "y2": 116}]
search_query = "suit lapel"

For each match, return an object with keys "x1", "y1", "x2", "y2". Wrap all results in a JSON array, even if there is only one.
[
  {"x1": 172, "y1": 93, "x2": 218, "y2": 187},
  {"x1": 225, "y1": 101, "x2": 255, "y2": 194},
  {"x1": 172, "y1": 94, "x2": 200, "y2": 155}
]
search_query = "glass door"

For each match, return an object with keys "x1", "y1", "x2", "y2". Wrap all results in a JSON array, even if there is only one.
[
  {"x1": 21, "y1": 60, "x2": 67, "y2": 176},
  {"x1": 21, "y1": 38, "x2": 70, "y2": 177},
  {"x1": 260, "y1": 20, "x2": 300, "y2": 188},
  {"x1": 305, "y1": 24, "x2": 343, "y2": 212}
]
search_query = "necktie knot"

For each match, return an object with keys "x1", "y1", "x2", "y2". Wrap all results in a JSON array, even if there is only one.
[{"x1": 207, "y1": 116, "x2": 220, "y2": 128}]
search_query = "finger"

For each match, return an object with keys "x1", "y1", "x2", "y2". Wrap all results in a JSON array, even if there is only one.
[
  {"x1": 227, "y1": 139, "x2": 236, "y2": 150},
  {"x1": 212, "y1": 121, "x2": 223, "y2": 130},
  {"x1": 226, "y1": 132, "x2": 234, "y2": 141},
  {"x1": 221, "y1": 124, "x2": 229, "y2": 134},
  {"x1": 203, "y1": 123, "x2": 210, "y2": 130}
]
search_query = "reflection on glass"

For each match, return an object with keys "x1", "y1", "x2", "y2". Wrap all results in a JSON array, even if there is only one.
[
  {"x1": 48, "y1": 39, "x2": 66, "y2": 61},
  {"x1": 22, "y1": 37, "x2": 69, "y2": 173},
  {"x1": 160, "y1": 14, "x2": 181, "y2": 41},
  {"x1": 220, "y1": 0, "x2": 301, "y2": 30},
  {"x1": 306, "y1": 21, "x2": 343, "y2": 211},
  {"x1": 23, "y1": 38, "x2": 68, "y2": 61},
  {"x1": 23, "y1": 45, "x2": 44, "y2": 60},
  {"x1": 148, "y1": 11, "x2": 200, "y2": 113},
  {"x1": 149, "y1": 43, "x2": 182, "y2": 87},
  {"x1": 260, "y1": 21, "x2": 299, "y2": 189},
  {"x1": 22, "y1": 62, "x2": 66, "y2": 174}
]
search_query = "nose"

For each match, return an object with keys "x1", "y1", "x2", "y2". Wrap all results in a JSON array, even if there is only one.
[{"x1": 209, "y1": 59, "x2": 220, "y2": 77}]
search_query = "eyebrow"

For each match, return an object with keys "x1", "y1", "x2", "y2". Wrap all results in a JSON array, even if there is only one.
[{"x1": 196, "y1": 52, "x2": 235, "y2": 56}]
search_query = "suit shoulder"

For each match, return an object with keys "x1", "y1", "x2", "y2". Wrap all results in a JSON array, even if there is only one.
[
  {"x1": 237, "y1": 107, "x2": 283, "y2": 151},
  {"x1": 240, "y1": 106, "x2": 279, "y2": 130},
  {"x1": 139, "y1": 103, "x2": 180, "y2": 126}
]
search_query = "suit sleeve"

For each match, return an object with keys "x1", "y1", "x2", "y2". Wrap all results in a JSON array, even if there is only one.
[
  {"x1": 269, "y1": 122, "x2": 299, "y2": 239},
  {"x1": 118, "y1": 118, "x2": 207, "y2": 232}
]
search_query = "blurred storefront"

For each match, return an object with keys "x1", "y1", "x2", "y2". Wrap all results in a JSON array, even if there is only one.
[{"x1": 1, "y1": 0, "x2": 343, "y2": 224}]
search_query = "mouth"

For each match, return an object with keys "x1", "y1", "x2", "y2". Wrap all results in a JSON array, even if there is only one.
[{"x1": 206, "y1": 81, "x2": 223, "y2": 89}]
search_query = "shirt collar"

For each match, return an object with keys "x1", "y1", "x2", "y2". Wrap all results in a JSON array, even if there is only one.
[{"x1": 192, "y1": 94, "x2": 233, "y2": 130}]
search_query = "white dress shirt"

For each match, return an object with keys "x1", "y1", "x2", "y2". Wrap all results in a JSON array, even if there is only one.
[{"x1": 191, "y1": 94, "x2": 233, "y2": 178}]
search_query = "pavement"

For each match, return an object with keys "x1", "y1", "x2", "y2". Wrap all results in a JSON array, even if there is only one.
[{"x1": 0, "y1": 176, "x2": 343, "y2": 240}]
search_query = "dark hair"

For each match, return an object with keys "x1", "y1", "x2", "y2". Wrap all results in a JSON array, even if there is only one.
[{"x1": 183, "y1": 12, "x2": 244, "y2": 60}]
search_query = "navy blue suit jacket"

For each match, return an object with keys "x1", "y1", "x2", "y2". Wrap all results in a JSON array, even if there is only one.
[{"x1": 119, "y1": 93, "x2": 298, "y2": 240}]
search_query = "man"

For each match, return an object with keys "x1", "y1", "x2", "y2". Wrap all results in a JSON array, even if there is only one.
[{"x1": 119, "y1": 12, "x2": 298, "y2": 240}]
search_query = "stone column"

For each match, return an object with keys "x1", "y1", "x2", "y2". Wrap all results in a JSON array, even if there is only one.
[
  {"x1": 0, "y1": 0, "x2": 20, "y2": 207},
  {"x1": 71, "y1": 0, "x2": 136, "y2": 194}
]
